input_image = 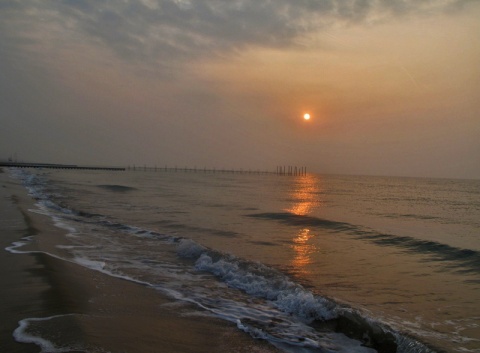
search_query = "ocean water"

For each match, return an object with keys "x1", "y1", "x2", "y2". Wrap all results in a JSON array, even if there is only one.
[{"x1": 7, "y1": 168, "x2": 480, "y2": 353}]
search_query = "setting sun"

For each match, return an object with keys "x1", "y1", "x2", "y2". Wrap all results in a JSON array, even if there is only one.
[{"x1": 303, "y1": 113, "x2": 311, "y2": 120}]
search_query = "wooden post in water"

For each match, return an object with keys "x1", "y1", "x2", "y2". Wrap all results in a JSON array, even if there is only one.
[{"x1": 125, "y1": 163, "x2": 306, "y2": 176}]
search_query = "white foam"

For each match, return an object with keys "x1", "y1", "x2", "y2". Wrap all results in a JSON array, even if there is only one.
[
  {"x1": 5, "y1": 236, "x2": 35, "y2": 254},
  {"x1": 56, "y1": 245, "x2": 96, "y2": 250},
  {"x1": 13, "y1": 315, "x2": 81, "y2": 353},
  {"x1": 193, "y1": 252, "x2": 337, "y2": 321},
  {"x1": 9, "y1": 169, "x2": 49, "y2": 203},
  {"x1": 176, "y1": 238, "x2": 207, "y2": 258},
  {"x1": 14, "y1": 317, "x2": 57, "y2": 352},
  {"x1": 237, "y1": 318, "x2": 377, "y2": 353},
  {"x1": 73, "y1": 257, "x2": 106, "y2": 271},
  {"x1": 276, "y1": 288, "x2": 337, "y2": 321}
]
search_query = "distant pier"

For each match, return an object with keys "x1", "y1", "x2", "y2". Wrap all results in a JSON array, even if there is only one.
[
  {"x1": 0, "y1": 161, "x2": 306, "y2": 176},
  {"x1": 276, "y1": 166, "x2": 307, "y2": 176},
  {"x1": 127, "y1": 165, "x2": 307, "y2": 176},
  {"x1": 0, "y1": 161, "x2": 125, "y2": 171}
]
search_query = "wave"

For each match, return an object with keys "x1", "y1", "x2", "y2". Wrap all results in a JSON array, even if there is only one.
[
  {"x1": 175, "y1": 238, "x2": 438, "y2": 353},
  {"x1": 9, "y1": 169, "x2": 439, "y2": 353},
  {"x1": 154, "y1": 219, "x2": 240, "y2": 238},
  {"x1": 97, "y1": 184, "x2": 137, "y2": 192},
  {"x1": 248, "y1": 212, "x2": 357, "y2": 232},
  {"x1": 247, "y1": 212, "x2": 480, "y2": 275}
]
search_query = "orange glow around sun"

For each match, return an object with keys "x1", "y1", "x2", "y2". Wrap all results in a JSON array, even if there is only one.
[{"x1": 303, "y1": 113, "x2": 311, "y2": 120}]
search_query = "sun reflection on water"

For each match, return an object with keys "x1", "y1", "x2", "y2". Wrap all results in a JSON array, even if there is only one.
[
  {"x1": 286, "y1": 174, "x2": 321, "y2": 216},
  {"x1": 292, "y1": 228, "x2": 315, "y2": 273},
  {"x1": 286, "y1": 174, "x2": 323, "y2": 276}
]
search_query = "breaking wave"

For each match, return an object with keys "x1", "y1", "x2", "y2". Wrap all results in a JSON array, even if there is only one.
[{"x1": 8, "y1": 168, "x2": 441, "y2": 353}]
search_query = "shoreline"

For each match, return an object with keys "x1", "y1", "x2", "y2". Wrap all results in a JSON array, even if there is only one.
[
  {"x1": 0, "y1": 168, "x2": 50, "y2": 352},
  {"x1": 0, "y1": 168, "x2": 282, "y2": 353}
]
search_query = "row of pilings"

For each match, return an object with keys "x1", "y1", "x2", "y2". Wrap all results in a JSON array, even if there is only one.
[
  {"x1": 126, "y1": 165, "x2": 307, "y2": 176},
  {"x1": 276, "y1": 166, "x2": 307, "y2": 176}
]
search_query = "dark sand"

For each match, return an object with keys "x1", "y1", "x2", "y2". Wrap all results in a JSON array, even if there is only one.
[
  {"x1": 0, "y1": 170, "x2": 50, "y2": 353},
  {"x1": 0, "y1": 169, "x2": 282, "y2": 353}
]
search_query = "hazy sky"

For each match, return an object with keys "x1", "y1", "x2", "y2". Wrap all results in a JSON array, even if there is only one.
[{"x1": 1, "y1": 0, "x2": 479, "y2": 179}]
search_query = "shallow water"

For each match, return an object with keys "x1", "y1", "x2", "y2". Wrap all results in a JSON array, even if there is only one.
[{"x1": 8, "y1": 169, "x2": 480, "y2": 353}]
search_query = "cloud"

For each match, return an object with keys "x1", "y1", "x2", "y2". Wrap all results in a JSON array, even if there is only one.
[{"x1": 1, "y1": 0, "x2": 471, "y2": 70}]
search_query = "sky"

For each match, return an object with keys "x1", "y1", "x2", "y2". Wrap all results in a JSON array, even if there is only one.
[{"x1": 1, "y1": 0, "x2": 479, "y2": 179}]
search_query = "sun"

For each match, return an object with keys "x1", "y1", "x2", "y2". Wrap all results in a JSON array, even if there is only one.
[{"x1": 303, "y1": 113, "x2": 311, "y2": 121}]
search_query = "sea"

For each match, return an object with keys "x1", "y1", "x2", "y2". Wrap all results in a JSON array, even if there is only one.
[{"x1": 6, "y1": 168, "x2": 480, "y2": 353}]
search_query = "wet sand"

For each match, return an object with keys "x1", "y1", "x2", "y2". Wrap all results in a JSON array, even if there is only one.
[
  {"x1": 0, "y1": 169, "x2": 48, "y2": 353},
  {"x1": 0, "y1": 169, "x2": 282, "y2": 353}
]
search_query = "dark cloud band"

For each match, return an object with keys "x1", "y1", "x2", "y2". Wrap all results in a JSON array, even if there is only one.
[{"x1": 1, "y1": 0, "x2": 470, "y2": 66}]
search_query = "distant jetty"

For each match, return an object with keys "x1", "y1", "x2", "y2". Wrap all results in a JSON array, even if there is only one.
[
  {"x1": 1, "y1": 161, "x2": 307, "y2": 176},
  {"x1": 0, "y1": 161, "x2": 125, "y2": 171},
  {"x1": 127, "y1": 165, "x2": 307, "y2": 176}
]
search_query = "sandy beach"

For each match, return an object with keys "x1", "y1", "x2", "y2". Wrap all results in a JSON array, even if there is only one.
[
  {"x1": 0, "y1": 169, "x2": 282, "y2": 353},
  {"x1": 0, "y1": 168, "x2": 46, "y2": 352}
]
